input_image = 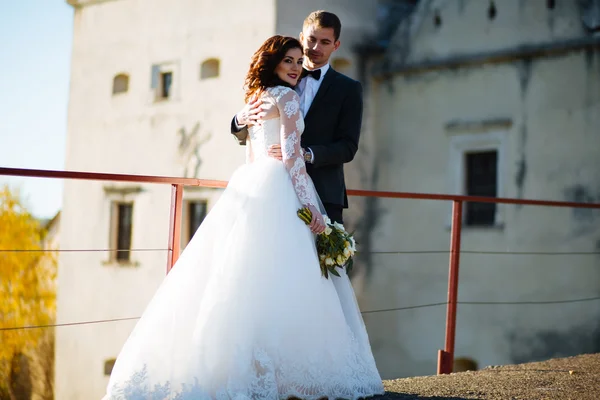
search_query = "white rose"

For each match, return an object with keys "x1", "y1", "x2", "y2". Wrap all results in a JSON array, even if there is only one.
[
  {"x1": 319, "y1": 254, "x2": 325, "y2": 260},
  {"x1": 349, "y1": 237, "x2": 357, "y2": 251},
  {"x1": 323, "y1": 215, "x2": 331, "y2": 225},
  {"x1": 325, "y1": 257, "x2": 334, "y2": 266},
  {"x1": 324, "y1": 226, "x2": 333, "y2": 236},
  {"x1": 343, "y1": 248, "x2": 350, "y2": 257},
  {"x1": 333, "y1": 222, "x2": 345, "y2": 232},
  {"x1": 336, "y1": 255, "x2": 344, "y2": 265}
]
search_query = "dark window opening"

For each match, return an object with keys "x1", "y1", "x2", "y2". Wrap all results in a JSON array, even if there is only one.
[
  {"x1": 116, "y1": 203, "x2": 133, "y2": 261},
  {"x1": 488, "y1": 1, "x2": 497, "y2": 20},
  {"x1": 187, "y1": 201, "x2": 207, "y2": 243},
  {"x1": 104, "y1": 359, "x2": 116, "y2": 376},
  {"x1": 465, "y1": 151, "x2": 497, "y2": 226},
  {"x1": 434, "y1": 10, "x2": 442, "y2": 27},
  {"x1": 112, "y1": 74, "x2": 129, "y2": 95},
  {"x1": 160, "y1": 71, "x2": 173, "y2": 98},
  {"x1": 200, "y1": 59, "x2": 220, "y2": 80}
]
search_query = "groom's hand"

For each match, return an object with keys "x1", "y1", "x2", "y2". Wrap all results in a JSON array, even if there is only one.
[
  {"x1": 267, "y1": 144, "x2": 283, "y2": 161},
  {"x1": 236, "y1": 98, "x2": 265, "y2": 126}
]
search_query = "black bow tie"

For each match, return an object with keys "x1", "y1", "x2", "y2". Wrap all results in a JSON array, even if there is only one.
[{"x1": 302, "y1": 68, "x2": 322, "y2": 81}]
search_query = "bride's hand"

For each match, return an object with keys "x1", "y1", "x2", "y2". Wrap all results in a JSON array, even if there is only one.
[{"x1": 307, "y1": 204, "x2": 326, "y2": 234}]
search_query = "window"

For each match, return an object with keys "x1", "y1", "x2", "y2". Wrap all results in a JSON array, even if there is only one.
[
  {"x1": 447, "y1": 128, "x2": 507, "y2": 228},
  {"x1": 112, "y1": 202, "x2": 133, "y2": 262},
  {"x1": 104, "y1": 358, "x2": 116, "y2": 376},
  {"x1": 181, "y1": 200, "x2": 207, "y2": 246},
  {"x1": 187, "y1": 200, "x2": 207, "y2": 240},
  {"x1": 433, "y1": 10, "x2": 442, "y2": 28},
  {"x1": 488, "y1": 1, "x2": 497, "y2": 20},
  {"x1": 160, "y1": 71, "x2": 173, "y2": 98},
  {"x1": 200, "y1": 58, "x2": 220, "y2": 80},
  {"x1": 465, "y1": 151, "x2": 497, "y2": 226},
  {"x1": 332, "y1": 58, "x2": 351, "y2": 74},
  {"x1": 104, "y1": 186, "x2": 141, "y2": 265},
  {"x1": 112, "y1": 73, "x2": 129, "y2": 95},
  {"x1": 150, "y1": 62, "x2": 179, "y2": 102}
]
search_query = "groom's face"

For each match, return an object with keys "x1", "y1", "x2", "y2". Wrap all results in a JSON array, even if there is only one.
[{"x1": 300, "y1": 25, "x2": 340, "y2": 68}]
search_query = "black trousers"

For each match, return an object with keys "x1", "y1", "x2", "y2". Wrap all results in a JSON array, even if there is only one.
[{"x1": 323, "y1": 203, "x2": 344, "y2": 224}]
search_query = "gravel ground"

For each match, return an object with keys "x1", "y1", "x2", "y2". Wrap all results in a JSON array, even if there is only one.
[{"x1": 377, "y1": 353, "x2": 600, "y2": 400}]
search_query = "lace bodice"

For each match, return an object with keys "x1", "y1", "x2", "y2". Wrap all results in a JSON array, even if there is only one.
[{"x1": 247, "y1": 86, "x2": 319, "y2": 208}]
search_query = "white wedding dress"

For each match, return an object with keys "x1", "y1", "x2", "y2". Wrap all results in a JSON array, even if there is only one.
[{"x1": 104, "y1": 86, "x2": 384, "y2": 400}]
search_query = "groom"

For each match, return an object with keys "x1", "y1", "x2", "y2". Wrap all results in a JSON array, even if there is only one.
[{"x1": 230, "y1": 10, "x2": 363, "y2": 224}]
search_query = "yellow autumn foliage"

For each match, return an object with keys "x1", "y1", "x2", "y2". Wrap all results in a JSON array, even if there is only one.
[{"x1": 0, "y1": 186, "x2": 57, "y2": 393}]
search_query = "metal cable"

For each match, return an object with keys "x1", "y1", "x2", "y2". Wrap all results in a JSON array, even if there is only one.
[{"x1": 3, "y1": 296, "x2": 599, "y2": 331}]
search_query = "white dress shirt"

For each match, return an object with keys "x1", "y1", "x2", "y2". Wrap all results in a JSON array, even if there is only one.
[
  {"x1": 296, "y1": 63, "x2": 330, "y2": 117},
  {"x1": 296, "y1": 63, "x2": 330, "y2": 163}
]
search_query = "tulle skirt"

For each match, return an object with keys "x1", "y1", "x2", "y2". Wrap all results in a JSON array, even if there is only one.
[{"x1": 104, "y1": 158, "x2": 384, "y2": 399}]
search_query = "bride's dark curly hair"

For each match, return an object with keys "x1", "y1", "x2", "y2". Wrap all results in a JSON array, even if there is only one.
[{"x1": 244, "y1": 35, "x2": 303, "y2": 103}]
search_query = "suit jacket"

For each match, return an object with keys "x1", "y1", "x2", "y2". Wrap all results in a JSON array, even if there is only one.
[{"x1": 230, "y1": 68, "x2": 363, "y2": 208}]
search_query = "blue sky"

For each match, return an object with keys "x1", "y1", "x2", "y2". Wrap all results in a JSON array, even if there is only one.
[{"x1": 0, "y1": 1, "x2": 73, "y2": 219}]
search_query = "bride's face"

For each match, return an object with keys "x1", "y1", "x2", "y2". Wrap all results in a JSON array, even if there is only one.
[{"x1": 274, "y1": 48, "x2": 304, "y2": 86}]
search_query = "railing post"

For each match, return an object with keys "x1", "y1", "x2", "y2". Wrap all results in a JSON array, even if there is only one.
[
  {"x1": 438, "y1": 200, "x2": 463, "y2": 374},
  {"x1": 166, "y1": 184, "x2": 184, "y2": 274}
]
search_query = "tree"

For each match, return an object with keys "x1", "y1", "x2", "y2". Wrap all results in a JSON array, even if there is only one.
[{"x1": 0, "y1": 186, "x2": 57, "y2": 399}]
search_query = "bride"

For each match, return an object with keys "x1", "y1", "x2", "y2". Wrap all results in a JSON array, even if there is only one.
[{"x1": 104, "y1": 35, "x2": 384, "y2": 400}]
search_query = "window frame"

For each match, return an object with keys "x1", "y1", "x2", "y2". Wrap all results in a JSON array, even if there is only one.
[
  {"x1": 112, "y1": 202, "x2": 134, "y2": 262},
  {"x1": 181, "y1": 199, "x2": 208, "y2": 248},
  {"x1": 150, "y1": 61, "x2": 179, "y2": 102},
  {"x1": 447, "y1": 130, "x2": 507, "y2": 228},
  {"x1": 112, "y1": 73, "x2": 130, "y2": 95},
  {"x1": 464, "y1": 150, "x2": 499, "y2": 226},
  {"x1": 103, "y1": 186, "x2": 142, "y2": 266},
  {"x1": 200, "y1": 58, "x2": 221, "y2": 80}
]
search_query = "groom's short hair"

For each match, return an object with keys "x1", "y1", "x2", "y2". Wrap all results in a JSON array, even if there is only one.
[{"x1": 303, "y1": 10, "x2": 342, "y2": 41}]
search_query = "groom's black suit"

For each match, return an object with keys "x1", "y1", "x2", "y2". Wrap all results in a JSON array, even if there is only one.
[{"x1": 230, "y1": 68, "x2": 363, "y2": 223}]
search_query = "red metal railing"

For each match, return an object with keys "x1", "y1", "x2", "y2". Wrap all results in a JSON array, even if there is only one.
[
  {"x1": 0, "y1": 168, "x2": 226, "y2": 274},
  {"x1": 2, "y1": 166, "x2": 600, "y2": 374}
]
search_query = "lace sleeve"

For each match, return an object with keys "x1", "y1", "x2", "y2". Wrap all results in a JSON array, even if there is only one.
[{"x1": 271, "y1": 87, "x2": 319, "y2": 208}]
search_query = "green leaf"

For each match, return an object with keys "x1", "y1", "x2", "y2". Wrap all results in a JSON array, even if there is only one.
[
  {"x1": 320, "y1": 263, "x2": 329, "y2": 279},
  {"x1": 346, "y1": 258, "x2": 354, "y2": 274}
]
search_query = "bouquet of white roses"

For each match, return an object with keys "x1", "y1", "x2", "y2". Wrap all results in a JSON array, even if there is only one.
[{"x1": 297, "y1": 207, "x2": 357, "y2": 279}]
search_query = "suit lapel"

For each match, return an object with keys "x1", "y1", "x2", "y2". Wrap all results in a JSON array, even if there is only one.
[{"x1": 305, "y1": 68, "x2": 337, "y2": 120}]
